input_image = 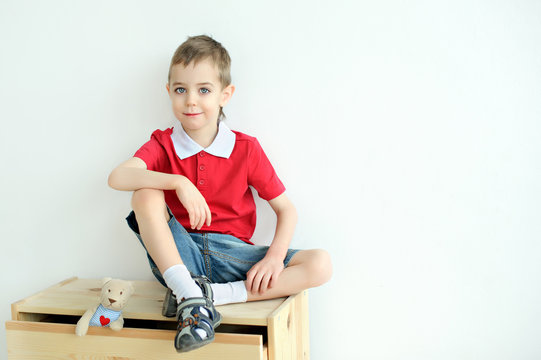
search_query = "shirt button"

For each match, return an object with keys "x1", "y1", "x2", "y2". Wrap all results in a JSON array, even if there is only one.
[
  {"x1": 199, "y1": 180, "x2": 205, "y2": 185},
  {"x1": 199, "y1": 152, "x2": 205, "y2": 157},
  {"x1": 199, "y1": 165, "x2": 206, "y2": 171}
]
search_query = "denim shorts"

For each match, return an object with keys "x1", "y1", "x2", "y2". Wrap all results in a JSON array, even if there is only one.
[{"x1": 126, "y1": 209, "x2": 300, "y2": 287}]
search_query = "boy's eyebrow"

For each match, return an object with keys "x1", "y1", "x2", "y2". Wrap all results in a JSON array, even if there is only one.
[{"x1": 172, "y1": 81, "x2": 215, "y2": 87}]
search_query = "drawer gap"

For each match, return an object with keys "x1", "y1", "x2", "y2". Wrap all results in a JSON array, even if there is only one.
[{"x1": 19, "y1": 313, "x2": 268, "y2": 344}]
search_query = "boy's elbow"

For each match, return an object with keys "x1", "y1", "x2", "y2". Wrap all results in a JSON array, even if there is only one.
[
  {"x1": 280, "y1": 199, "x2": 298, "y2": 224},
  {"x1": 108, "y1": 157, "x2": 146, "y2": 190},
  {"x1": 271, "y1": 194, "x2": 298, "y2": 223},
  {"x1": 290, "y1": 203, "x2": 298, "y2": 224}
]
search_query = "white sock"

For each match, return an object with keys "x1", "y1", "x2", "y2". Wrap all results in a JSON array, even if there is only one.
[
  {"x1": 163, "y1": 264, "x2": 209, "y2": 339},
  {"x1": 163, "y1": 264, "x2": 203, "y2": 301},
  {"x1": 210, "y1": 281, "x2": 248, "y2": 305}
]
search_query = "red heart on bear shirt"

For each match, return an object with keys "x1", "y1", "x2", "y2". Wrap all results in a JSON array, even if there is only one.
[{"x1": 100, "y1": 316, "x2": 110, "y2": 326}]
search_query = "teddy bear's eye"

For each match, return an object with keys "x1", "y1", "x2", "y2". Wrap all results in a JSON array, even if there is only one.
[
  {"x1": 108, "y1": 289, "x2": 111, "y2": 292},
  {"x1": 120, "y1": 291, "x2": 123, "y2": 295}
]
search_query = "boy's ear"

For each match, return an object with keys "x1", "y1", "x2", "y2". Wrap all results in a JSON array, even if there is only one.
[
  {"x1": 220, "y1": 84, "x2": 235, "y2": 107},
  {"x1": 165, "y1": 83, "x2": 170, "y2": 94}
]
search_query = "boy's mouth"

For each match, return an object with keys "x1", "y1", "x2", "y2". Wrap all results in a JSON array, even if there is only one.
[{"x1": 184, "y1": 112, "x2": 202, "y2": 117}]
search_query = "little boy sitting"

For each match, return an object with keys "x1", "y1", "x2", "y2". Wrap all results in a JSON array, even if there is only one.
[{"x1": 108, "y1": 35, "x2": 332, "y2": 353}]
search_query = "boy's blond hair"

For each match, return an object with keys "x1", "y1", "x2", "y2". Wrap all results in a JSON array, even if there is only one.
[{"x1": 168, "y1": 35, "x2": 232, "y2": 121}]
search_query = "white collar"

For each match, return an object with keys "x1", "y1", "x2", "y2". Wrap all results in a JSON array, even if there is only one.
[{"x1": 171, "y1": 122, "x2": 236, "y2": 160}]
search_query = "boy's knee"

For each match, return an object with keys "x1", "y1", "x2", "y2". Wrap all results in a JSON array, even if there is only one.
[
  {"x1": 131, "y1": 189, "x2": 167, "y2": 218},
  {"x1": 306, "y1": 249, "x2": 333, "y2": 287}
]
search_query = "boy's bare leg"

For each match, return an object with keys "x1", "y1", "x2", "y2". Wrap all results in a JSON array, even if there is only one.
[
  {"x1": 131, "y1": 188, "x2": 184, "y2": 274},
  {"x1": 245, "y1": 249, "x2": 332, "y2": 301},
  {"x1": 132, "y1": 188, "x2": 217, "y2": 345}
]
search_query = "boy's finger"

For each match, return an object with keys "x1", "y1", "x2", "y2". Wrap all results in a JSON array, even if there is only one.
[
  {"x1": 252, "y1": 273, "x2": 263, "y2": 294},
  {"x1": 187, "y1": 206, "x2": 195, "y2": 228},
  {"x1": 245, "y1": 270, "x2": 254, "y2": 292},
  {"x1": 205, "y1": 205, "x2": 212, "y2": 226},
  {"x1": 194, "y1": 207, "x2": 203, "y2": 229},
  {"x1": 260, "y1": 273, "x2": 272, "y2": 294},
  {"x1": 199, "y1": 211, "x2": 206, "y2": 229},
  {"x1": 198, "y1": 209, "x2": 205, "y2": 229},
  {"x1": 268, "y1": 275, "x2": 275, "y2": 289},
  {"x1": 191, "y1": 207, "x2": 199, "y2": 229},
  {"x1": 196, "y1": 206, "x2": 205, "y2": 229}
]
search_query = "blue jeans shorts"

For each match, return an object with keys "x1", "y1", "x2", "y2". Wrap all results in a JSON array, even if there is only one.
[{"x1": 126, "y1": 209, "x2": 300, "y2": 287}]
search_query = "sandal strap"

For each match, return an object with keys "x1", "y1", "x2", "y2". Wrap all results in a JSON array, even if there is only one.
[
  {"x1": 192, "y1": 276, "x2": 220, "y2": 318},
  {"x1": 176, "y1": 297, "x2": 208, "y2": 318},
  {"x1": 177, "y1": 310, "x2": 214, "y2": 335},
  {"x1": 177, "y1": 300, "x2": 216, "y2": 339},
  {"x1": 192, "y1": 275, "x2": 214, "y2": 302},
  {"x1": 176, "y1": 297, "x2": 219, "y2": 323},
  {"x1": 187, "y1": 319, "x2": 214, "y2": 341}
]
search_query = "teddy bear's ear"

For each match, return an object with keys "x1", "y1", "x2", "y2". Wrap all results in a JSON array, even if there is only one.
[
  {"x1": 128, "y1": 282, "x2": 135, "y2": 295},
  {"x1": 101, "y1": 277, "x2": 113, "y2": 286}
]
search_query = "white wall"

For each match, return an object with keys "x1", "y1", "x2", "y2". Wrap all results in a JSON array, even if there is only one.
[{"x1": 1, "y1": 1, "x2": 540, "y2": 359}]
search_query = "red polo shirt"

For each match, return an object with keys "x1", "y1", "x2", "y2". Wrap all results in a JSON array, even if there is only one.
[{"x1": 134, "y1": 123, "x2": 285, "y2": 244}]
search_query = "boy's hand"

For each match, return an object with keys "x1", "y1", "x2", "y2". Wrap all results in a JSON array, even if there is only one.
[
  {"x1": 175, "y1": 176, "x2": 211, "y2": 230},
  {"x1": 246, "y1": 255, "x2": 284, "y2": 294}
]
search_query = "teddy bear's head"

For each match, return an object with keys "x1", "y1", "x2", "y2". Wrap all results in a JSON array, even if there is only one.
[{"x1": 99, "y1": 278, "x2": 135, "y2": 311}]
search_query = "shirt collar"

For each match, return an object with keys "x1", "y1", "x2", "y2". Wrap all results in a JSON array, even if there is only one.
[{"x1": 171, "y1": 121, "x2": 236, "y2": 160}]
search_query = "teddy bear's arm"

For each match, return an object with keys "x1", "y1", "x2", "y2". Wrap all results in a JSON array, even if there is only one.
[
  {"x1": 109, "y1": 314, "x2": 124, "y2": 331},
  {"x1": 75, "y1": 306, "x2": 98, "y2": 336}
]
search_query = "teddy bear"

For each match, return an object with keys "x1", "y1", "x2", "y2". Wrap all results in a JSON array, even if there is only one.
[{"x1": 75, "y1": 277, "x2": 135, "y2": 336}]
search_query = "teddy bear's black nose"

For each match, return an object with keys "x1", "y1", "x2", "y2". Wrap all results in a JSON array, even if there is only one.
[{"x1": 109, "y1": 298, "x2": 117, "y2": 304}]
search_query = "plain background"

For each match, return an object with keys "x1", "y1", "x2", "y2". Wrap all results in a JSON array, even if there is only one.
[{"x1": 1, "y1": 1, "x2": 540, "y2": 359}]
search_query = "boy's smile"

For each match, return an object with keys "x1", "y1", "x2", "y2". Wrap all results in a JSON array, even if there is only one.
[{"x1": 166, "y1": 58, "x2": 234, "y2": 148}]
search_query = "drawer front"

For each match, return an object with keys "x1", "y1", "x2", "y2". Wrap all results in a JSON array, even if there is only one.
[{"x1": 6, "y1": 321, "x2": 265, "y2": 360}]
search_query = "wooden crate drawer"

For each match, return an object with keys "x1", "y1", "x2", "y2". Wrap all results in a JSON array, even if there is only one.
[
  {"x1": 6, "y1": 321, "x2": 266, "y2": 360},
  {"x1": 5, "y1": 277, "x2": 309, "y2": 359}
]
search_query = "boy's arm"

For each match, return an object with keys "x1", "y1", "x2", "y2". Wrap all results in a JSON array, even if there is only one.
[
  {"x1": 108, "y1": 157, "x2": 211, "y2": 229},
  {"x1": 246, "y1": 193, "x2": 297, "y2": 294},
  {"x1": 108, "y1": 157, "x2": 181, "y2": 191}
]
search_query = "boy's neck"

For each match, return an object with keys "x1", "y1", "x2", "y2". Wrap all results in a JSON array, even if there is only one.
[{"x1": 182, "y1": 122, "x2": 219, "y2": 149}]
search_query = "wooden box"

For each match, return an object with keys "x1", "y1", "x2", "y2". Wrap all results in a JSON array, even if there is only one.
[{"x1": 5, "y1": 277, "x2": 309, "y2": 359}]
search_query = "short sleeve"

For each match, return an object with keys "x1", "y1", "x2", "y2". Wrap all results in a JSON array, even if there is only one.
[
  {"x1": 247, "y1": 138, "x2": 285, "y2": 200},
  {"x1": 134, "y1": 135, "x2": 167, "y2": 171}
]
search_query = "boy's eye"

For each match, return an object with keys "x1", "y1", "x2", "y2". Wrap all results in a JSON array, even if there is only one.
[
  {"x1": 200, "y1": 88, "x2": 210, "y2": 94},
  {"x1": 175, "y1": 87, "x2": 186, "y2": 94}
]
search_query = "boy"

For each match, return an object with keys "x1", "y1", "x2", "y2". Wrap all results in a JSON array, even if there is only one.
[{"x1": 108, "y1": 35, "x2": 332, "y2": 353}]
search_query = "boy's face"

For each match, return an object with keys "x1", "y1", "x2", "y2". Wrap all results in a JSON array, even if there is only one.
[{"x1": 166, "y1": 58, "x2": 234, "y2": 139}]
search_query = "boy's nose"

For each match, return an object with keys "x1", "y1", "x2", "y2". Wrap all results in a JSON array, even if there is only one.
[{"x1": 185, "y1": 94, "x2": 197, "y2": 107}]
